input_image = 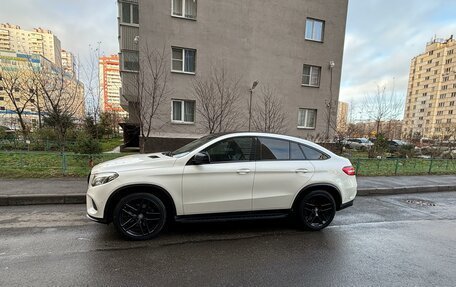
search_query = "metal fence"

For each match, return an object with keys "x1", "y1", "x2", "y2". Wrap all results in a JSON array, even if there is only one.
[
  {"x1": 353, "y1": 158, "x2": 456, "y2": 176},
  {"x1": 0, "y1": 152, "x2": 125, "y2": 177},
  {"x1": 0, "y1": 151, "x2": 455, "y2": 178},
  {"x1": 0, "y1": 139, "x2": 78, "y2": 152}
]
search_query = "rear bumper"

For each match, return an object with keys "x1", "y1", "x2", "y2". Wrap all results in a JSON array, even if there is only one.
[{"x1": 339, "y1": 200, "x2": 354, "y2": 211}]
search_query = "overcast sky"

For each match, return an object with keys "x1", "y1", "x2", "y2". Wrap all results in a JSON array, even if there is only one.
[{"x1": 1, "y1": 0, "x2": 456, "y2": 105}]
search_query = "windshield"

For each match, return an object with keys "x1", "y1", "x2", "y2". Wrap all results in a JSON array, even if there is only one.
[{"x1": 171, "y1": 134, "x2": 221, "y2": 158}]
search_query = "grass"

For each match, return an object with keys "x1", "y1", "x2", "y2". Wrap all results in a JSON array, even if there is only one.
[
  {"x1": 353, "y1": 158, "x2": 456, "y2": 176},
  {"x1": 100, "y1": 137, "x2": 124, "y2": 152},
  {"x1": 0, "y1": 151, "x2": 455, "y2": 178},
  {"x1": 0, "y1": 151, "x2": 127, "y2": 178}
]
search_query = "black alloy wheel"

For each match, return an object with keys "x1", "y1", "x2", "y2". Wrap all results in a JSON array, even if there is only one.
[
  {"x1": 298, "y1": 190, "x2": 336, "y2": 231},
  {"x1": 113, "y1": 193, "x2": 166, "y2": 240}
]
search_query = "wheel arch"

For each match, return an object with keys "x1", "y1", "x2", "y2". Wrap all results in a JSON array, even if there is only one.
[
  {"x1": 292, "y1": 183, "x2": 342, "y2": 211},
  {"x1": 104, "y1": 184, "x2": 177, "y2": 224}
]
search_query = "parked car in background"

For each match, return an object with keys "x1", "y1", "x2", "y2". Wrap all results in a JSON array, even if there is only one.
[
  {"x1": 86, "y1": 132, "x2": 357, "y2": 240},
  {"x1": 343, "y1": 138, "x2": 374, "y2": 150},
  {"x1": 388, "y1": 140, "x2": 414, "y2": 152}
]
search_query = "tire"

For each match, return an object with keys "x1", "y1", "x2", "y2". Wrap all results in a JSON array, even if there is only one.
[
  {"x1": 113, "y1": 193, "x2": 167, "y2": 240},
  {"x1": 297, "y1": 190, "x2": 336, "y2": 231}
]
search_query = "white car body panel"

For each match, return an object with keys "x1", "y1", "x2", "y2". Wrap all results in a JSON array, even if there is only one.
[
  {"x1": 252, "y1": 160, "x2": 314, "y2": 210},
  {"x1": 86, "y1": 132, "x2": 357, "y2": 221},
  {"x1": 182, "y1": 162, "x2": 255, "y2": 214}
]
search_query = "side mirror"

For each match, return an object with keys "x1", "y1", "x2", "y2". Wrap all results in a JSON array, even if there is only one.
[{"x1": 194, "y1": 152, "x2": 210, "y2": 165}]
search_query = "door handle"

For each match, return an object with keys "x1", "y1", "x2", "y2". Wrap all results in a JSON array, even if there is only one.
[
  {"x1": 237, "y1": 169, "x2": 251, "y2": 175},
  {"x1": 295, "y1": 168, "x2": 310, "y2": 174}
]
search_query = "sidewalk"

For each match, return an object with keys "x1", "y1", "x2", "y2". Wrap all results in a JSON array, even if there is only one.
[{"x1": 1, "y1": 175, "x2": 455, "y2": 206}]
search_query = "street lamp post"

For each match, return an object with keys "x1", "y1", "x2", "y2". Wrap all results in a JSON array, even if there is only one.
[{"x1": 248, "y1": 80, "x2": 259, "y2": 132}]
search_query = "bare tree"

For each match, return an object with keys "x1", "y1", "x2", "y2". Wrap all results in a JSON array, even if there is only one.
[
  {"x1": 129, "y1": 44, "x2": 172, "y2": 151},
  {"x1": 80, "y1": 43, "x2": 103, "y2": 137},
  {"x1": 33, "y1": 58, "x2": 85, "y2": 150},
  {"x1": 0, "y1": 66, "x2": 35, "y2": 137},
  {"x1": 251, "y1": 86, "x2": 287, "y2": 134},
  {"x1": 362, "y1": 84, "x2": 404, "y2": 137},
  {"x1": 193, "y1": 66, "x2": 243, "y2": 134}
]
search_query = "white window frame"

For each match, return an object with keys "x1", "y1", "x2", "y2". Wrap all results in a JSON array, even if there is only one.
[
  {"x1": 120, "y1": 1, "x2": 139, "y2": 26},
  {"x1": 171, "y1": 0, "x2": 197, "y2": 20},
  {"x1": 302, "y1": 65, "x2": 321, "y2": 87},
  {"x1": 171, "y1": 47, "x2": 196, "y2": 74},
  {"x1": 171, "y1": 99, "x2": 196, "y2": 124},
  {"x1": 297, "y1": 108, "x2": 317, "y2": 129},
  {"x1": 305, "y1": 18, "x2": 325, "y2": 42}
]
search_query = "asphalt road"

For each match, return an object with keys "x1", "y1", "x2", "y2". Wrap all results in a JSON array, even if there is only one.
[{"x1": 1, "y1": 192, "x2": 456, "y2": 287}]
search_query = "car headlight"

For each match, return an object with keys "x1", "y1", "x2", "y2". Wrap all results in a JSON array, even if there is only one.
[{"x1": 91, "y1": 172, "x2": 119, "y2": 187}]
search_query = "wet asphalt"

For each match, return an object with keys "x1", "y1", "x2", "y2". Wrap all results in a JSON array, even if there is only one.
[{"x1": 0, "y1": 192, "x2": 455, "y2": 287}]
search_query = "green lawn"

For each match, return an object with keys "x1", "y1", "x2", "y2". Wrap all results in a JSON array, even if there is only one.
[
  {"x1": 100, "y1": 137, "x2": 124, "y2": 152},
  {"x1": 353, "y1": 158, "x2": 456, "y2": 176},
  {"x1": 0, "y1": 151, "x2": 455, "y2": 178},
  {"x1": 0, "y1": 152, "x2": 127, "y2": 178}
]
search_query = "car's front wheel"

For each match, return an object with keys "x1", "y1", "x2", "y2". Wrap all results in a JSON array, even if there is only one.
[
  {"x1": 298, "y1": 190, "x2": 336, "y2": 231},
  {"x1": 113, "y1": 193, "x2": 166, "y2": 240}
]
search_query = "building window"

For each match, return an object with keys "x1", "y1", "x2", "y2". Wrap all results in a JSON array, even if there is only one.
[
  {"x1": 120, "y1": 2, "x2": 139, "y2": 25},
  {"x1": 172, "y1": 100, "x2": 195, "y2": 123},
  {"x1": 0, "y1": 97, "x2": 4, "y2": 101},
  {"x1": 302, "y1": 65, "x2": 321, "y2": 87},
  {"x1": 122, "y1": 51, "x2": 139, "y2": 72},
  {"x1": 0, "y1": 107, "x2": 5, "y2": 111},
  {"x1": 298, "y1": 108, "x2": 317, "y2": 129},
  {"x1": 172, "y1": 47, "x2": 196, "y2": 73},
  {"x1": 305, "y1": 18, "x2": 324, "y2": 42},
  {"x1": 172, "y1": 0, "x2": 197, "y2": 19}
]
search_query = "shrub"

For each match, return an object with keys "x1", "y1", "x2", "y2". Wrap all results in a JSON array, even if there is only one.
[{"x1": 72, "y1": 134, "x2": 102, "y2": 154}]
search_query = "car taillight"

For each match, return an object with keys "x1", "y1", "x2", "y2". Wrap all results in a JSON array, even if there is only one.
[{"x1": 342, "y1": 166, "x2": 356, "y2": 176}]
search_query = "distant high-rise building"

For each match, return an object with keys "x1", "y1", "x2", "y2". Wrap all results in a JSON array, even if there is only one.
[
  {"x1": 0, "y1": 50, "x2": 85, "y2": 130},
  {"x1": 403, "y1": 36, "x2": 456, "y2": 139},
  {"x1": 0, "y1": 23, "x2": 63, "y2": 67},
  {"x1": 99, "y1": 54, "x2": 127, "y2": 117},
  {"x1": 61, "y1": 49, "x2": 75, "y2": 75},
  {"x1": 337, "y1": 101, "x2": 349, "y2": 134}
]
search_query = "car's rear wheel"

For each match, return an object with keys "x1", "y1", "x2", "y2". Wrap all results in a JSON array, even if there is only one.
[
  {"x1": 113, "y1": 193, "x2": 166, "y2": 240},
  {"x1": 298, "y1": 190, "x2": 336, "y2": 231}
]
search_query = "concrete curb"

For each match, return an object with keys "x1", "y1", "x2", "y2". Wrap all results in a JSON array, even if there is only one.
[
  {"x1": 0, "y1": 186, "x2": 455, "y2": 206},
  {"x1": 0, "y1": 194, "x2": 85, "y2": 206},
  {"x1": 357, "y1": 185, "x2": 455, "y2": 196}
]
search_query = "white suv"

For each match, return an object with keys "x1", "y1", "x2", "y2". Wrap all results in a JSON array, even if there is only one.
[{"x1": 87, "y1": 132, "x2": 357, "y2": 240}]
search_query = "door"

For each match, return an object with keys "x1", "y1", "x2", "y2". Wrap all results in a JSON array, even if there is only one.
[
  {"x1": 182, "y1": 136, "x2": 256, "y2": 215},
  {"x1": 253, "y1": 137, "x2": 314, "y2": 211}
]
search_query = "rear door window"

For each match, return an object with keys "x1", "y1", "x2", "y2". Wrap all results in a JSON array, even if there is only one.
[{"x1": 257, "y1": 137, "x2": 290, "y2": 160}]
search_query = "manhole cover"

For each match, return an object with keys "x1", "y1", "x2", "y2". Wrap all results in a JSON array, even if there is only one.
[{"x1": 404, "y1": 199, "x2": 436, "y2": 207}]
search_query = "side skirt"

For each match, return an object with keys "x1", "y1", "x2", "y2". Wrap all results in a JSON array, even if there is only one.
[{"x1": 175, "y1": 210, "x2": 291, "y2": 223}]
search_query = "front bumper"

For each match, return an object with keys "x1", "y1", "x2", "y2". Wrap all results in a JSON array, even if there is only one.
[{"x1": 86, "y1": 213, "x2": 108, "y2": 224}]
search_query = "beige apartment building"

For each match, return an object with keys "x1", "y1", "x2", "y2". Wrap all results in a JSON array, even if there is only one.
[
  {"x1": 0, "y1": 23, "x2": 63, "y2": 67},
  {"x1": 118, "y1": 0, "x2": 349, "y2": 151},
  {"x1": 337, "y1": 101, "x2": 349, "y2": 134},
  {"x1": 61, "y1": 49, "x2": 75, "y2": 75},
  {"x1": 403, "y1": 36, "x2": 456, "y2": 140},
  {"x1": 0, "y1": 50, "x2": 85, "y2": 130}
]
